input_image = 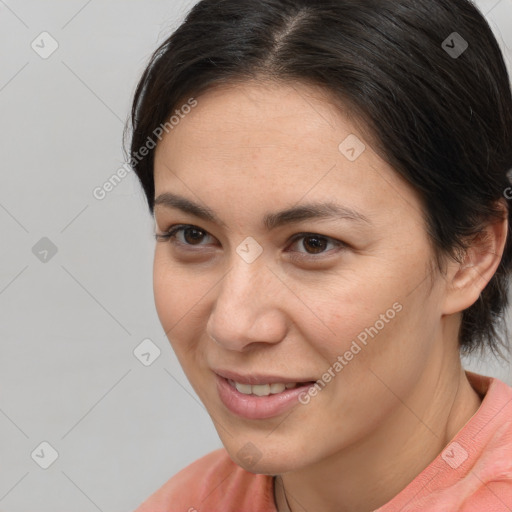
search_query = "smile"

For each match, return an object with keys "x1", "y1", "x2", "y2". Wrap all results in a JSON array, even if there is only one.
[
  {"x1": 216, "y1": 375, "x2": 316, "y2": 419},
  {"x1": 228, "y1": 379, "x2": 307, "y2": 396}
]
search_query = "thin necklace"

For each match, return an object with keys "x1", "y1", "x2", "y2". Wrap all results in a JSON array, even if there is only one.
[{"x1": 276, "y1": 475, "x2": 292, "y2": 512}]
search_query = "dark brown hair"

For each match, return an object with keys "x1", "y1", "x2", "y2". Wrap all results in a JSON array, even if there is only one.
[{"x1": 126, "y1": 0, "x2": 512, "y2": 359}]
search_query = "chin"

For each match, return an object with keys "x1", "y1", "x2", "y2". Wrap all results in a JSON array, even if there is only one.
[
  {"x1": 222, "y1": 440, "x2": 308, "y2": 475},
  {"x1": 235, "y1": 456, "x2": 294, "y2": 476}
]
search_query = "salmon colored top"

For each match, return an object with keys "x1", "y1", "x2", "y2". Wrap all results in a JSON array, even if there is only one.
[{"x1": 134, "y1": 371, "x2": 512, "y2": 512}]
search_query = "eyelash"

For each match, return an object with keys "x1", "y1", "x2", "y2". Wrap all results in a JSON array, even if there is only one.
[{"x1": 155, "y1": 224, "x2": 347, "y2": 261}]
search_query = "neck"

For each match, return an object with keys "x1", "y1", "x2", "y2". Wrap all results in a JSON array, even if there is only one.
[{"x1": 277, "y1": 329, "x2": 482, "y2": 512}]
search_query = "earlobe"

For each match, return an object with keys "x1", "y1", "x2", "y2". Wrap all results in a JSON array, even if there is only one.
[{"x1": 442, "y1": 202, "x2": 508, "y2": 316}]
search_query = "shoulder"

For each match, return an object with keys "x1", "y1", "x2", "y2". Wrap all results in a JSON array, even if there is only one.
[
  {"x1": 378, "y1": 373, "x2": 512, "y2": 511},
  {"x1": 443, "y1": 374, "x2": 512, "y2": 510},
  {"x1": 134, "y1": 448, "x2": 276, "y2": 512}
]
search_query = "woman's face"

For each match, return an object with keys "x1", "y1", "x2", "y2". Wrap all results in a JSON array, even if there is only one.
[{"x1": 152, "y1": 80, "x2": 450, "y2": 474}]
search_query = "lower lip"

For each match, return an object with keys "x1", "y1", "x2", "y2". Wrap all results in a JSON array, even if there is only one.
[{"x1": 215, "y1": 374, "x2": 315, "y2": 420}]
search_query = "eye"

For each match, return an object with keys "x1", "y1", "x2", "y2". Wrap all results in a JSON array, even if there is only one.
[
  {"x1": 155, "y1": 225, "x2": 216, "y2": 247},
  {"x1": 155, "y1": 225, "x2": 347, "y2": 260},
  {"x1": 286, "y1": 233, "x2": 346, "y2": 260}
]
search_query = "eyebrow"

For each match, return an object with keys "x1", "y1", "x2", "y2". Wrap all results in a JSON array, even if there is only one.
[{"x1": 154, "y1": 192, "x2": 371, "y2": 230}]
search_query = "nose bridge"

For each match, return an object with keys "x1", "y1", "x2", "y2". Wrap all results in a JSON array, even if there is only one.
[
  {"x1": 207, "y1": 252, "x2": 285, "y2": 349},
  {"x1": 217, "y1": 255, "x2": 269, "y2": 324}
]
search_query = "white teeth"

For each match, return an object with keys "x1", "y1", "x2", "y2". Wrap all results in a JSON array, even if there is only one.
[
  {"x1": 234, "y1": 382, "x2": 252, "y2": 395},
  {"x1": 230, "y1": 380, "x2": 299, "y2": 396},
  {"x1": 252, "y1": 384, "x2": 270, "y2": 396},
  {"x1": 269, "y1": 383, "x2": 286, "y2": 394}
]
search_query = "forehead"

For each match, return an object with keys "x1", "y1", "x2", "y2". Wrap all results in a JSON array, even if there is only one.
[
  {"x1": 155, "y1": 80, "x2": 355, "y2": 154},
  {"x1": 152, "y1": 80, "x2": 422, "y2": 222},
  {"x1": 155, "y1": 81, "x2": 356, "y2": 177}
]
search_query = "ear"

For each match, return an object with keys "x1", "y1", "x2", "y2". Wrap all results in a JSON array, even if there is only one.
[{"x1": 442, "y1": 199, "x2": 509, "y2": 316}]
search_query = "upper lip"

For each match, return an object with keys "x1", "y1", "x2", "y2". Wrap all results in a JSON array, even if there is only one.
[{"x1": 214, "y1": 368, "x2": 316, "y2": 385}]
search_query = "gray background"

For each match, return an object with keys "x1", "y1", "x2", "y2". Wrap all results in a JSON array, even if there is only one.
[{"x1": 0, "y1": 0, "x2": 511, "y2": 510}]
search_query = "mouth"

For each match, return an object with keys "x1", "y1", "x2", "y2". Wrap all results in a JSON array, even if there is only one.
[
  {"x1": 214, "y1": 371, "x2": 317, "y2": 419},
  {"x1": 213, "y1": 368, "x2": 317, "y2": 386},
  {"x1": 227, "y1": 379, "x2": 315, "y2": 396}
]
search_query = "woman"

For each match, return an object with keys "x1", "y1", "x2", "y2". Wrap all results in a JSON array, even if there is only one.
[{"x1": 130, "y1": 0, "x2": 512, "y2": 510}]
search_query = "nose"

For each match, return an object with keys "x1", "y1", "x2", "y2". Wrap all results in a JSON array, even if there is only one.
[{"x1": 206, "y1": 256, "x2": 288, "y2": 352}]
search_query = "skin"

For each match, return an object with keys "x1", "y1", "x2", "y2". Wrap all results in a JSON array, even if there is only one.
[{"x1": 151, "y1": 80, "x2": 507, "y2": 512}]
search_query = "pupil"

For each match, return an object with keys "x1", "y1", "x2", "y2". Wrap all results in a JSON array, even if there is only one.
[
  {"x1": 304, "y1": 236, "x2": 326, "y2": 254},
  {"x1": 184, "y1": 228, "x2": 204, "y2": 244}
]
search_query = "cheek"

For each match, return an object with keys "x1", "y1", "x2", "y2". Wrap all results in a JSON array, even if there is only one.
[
  {"x1": 310, "y1": 260, "x2": 435, "y2": 379},
  {"x1": 311, "y1": 276, "x2": 397, "y2": 339},
  {"x1": 153, "y1": 250, "x2": 199, "y2": 341},
  {"x1": 152, "y1": 249, "x2": 216, "y2": 360},
  {"x1": 153, "y1": 251, "x2": 178, "y2": 326},
  {"x1": 311, "y1": 303, "x2": 400, "y2": 379}
]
